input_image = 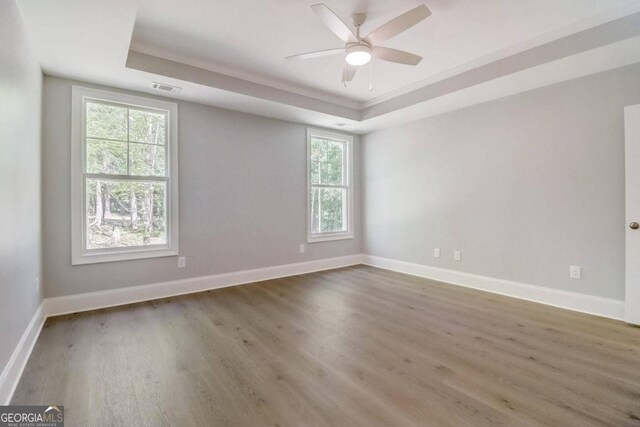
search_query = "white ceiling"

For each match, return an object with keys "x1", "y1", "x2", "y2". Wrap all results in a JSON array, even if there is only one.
[
  {"x1": 15, "y1": 0, "x2": 640, "y2": 134},
  {"x1": 131, "y1": 0, "x2": 634, "y2": 104}
]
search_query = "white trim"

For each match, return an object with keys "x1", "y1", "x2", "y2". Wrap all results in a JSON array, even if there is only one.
[
  {"x1": 307, "y1": 128, "x2": 355, "y2": 243},
  {"x1": 358, "y1": 2, "x2": 640, "y2": 109},
  {"x1": 625, "y1": 104, "x2": 640, "y2": 325},
  {"x1": 44, "y1": 255, "x2": 364, "y2": 317},
  {"x1": 0, "y1": 304, "x2": 46, "y2": 405},
  {"x1": 45, "y1": 254, "x2": 627, "y2": 319},
  {"x1": 128, "y1": 46, "x2": 361, "y2": 111},
  {"x1": 122, "y1": 3, "x2": 640, "y2": 126},
  {"x1": 362, "y1": 255, "x2": 625, "y2": 321},
  {"x1": 124, "y1": 2, "x2": 640, "y2": 113},
  {"x1": 2, "y1": 254, "x2": 629, "y2": 404},
  {"x1": 71, "y1": 86, "x2": 179, "y2": 265},
  {"x1": 0, "y1": 256, "x2": 361, "y2": 405}
]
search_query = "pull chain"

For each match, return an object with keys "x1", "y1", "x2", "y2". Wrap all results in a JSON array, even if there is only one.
[
  {"x1": 343, "y1": 61, "x2": 348, "y2": 87},
  {"x1": 369, "y1": 59, "x2": 373, "y2": 92}
]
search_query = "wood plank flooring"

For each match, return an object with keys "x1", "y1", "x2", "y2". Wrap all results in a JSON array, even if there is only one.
[{"x1": 12, "y1": 265, "x2": 640, "y2": 426}]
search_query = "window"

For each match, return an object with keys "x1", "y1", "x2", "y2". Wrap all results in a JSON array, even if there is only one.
[
  {"x1": 71, "y1": 86, "x2": 178, "y2": 264},
  {"x1": 307, "y1": 128, "x2": 354, "y2": 242}
]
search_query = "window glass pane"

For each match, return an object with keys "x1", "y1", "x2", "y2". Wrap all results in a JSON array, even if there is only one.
[
  {"x1": 310, "y1": 161, "x2": 320, "y2": 186},
  {"x1": 129, "y1": 142, "x2": 166, "y2": 176},
  {"x1": 311, "y1": 187, "x2": 320, "y2": 232},
  {"x1": 310, "y1": 137, "x2": 343, "y2": 186},
  {"x1": 86, "y1": 139, "x2": 127, "y2": 174},
  {"x1": 310, "y1": 138, "x2": 323, "y2": 185},
  {"x1": 86, "y1": 102, "x2": 127, "y2": 141},
  {"x1": 85, "y1": 178, "x2": 167, "y2": 249},
  {"x1": 310, "y1": 187, "x2": 346, "y2": 233},
  {"x1": 129, "y1": 109, "x2": 166, "y2": 145},
  {"x1": 324, "y1": 141, "x2": 344, "y2": 185}
]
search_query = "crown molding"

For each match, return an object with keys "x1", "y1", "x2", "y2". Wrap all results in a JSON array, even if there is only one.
[
  {"x1": 356, "y1": 37, "x2": 640, "y2": 133},
  {"x1": 126, "y1": 50, "x2": 361, "y2": 121},
  {"x1": 358, "y1": 1, "x2": 640, "y2": 109},
  {"x1": 130, "y1": 42, "x2": 362, "y2": 110},
  {"x1": 361, "y1": 11, "x2": 640, "y2": 121},
  {"x1": 127, "y1": 10, "x2": 640, "y2": 136}
]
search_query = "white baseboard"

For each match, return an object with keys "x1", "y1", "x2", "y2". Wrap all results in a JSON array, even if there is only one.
[
  {"x1": 0, "y1": 303, "x2": 46, "y2": 405},
  {"x1": 1, "y1": 254, "x2": 362, "y2": 404},
  {"x1": 362, "y1": 255, "x2": 625, "y2": 321},
  {"x1": 2, "y1": 252, "x2": 626, "y2": 406},
  {"x1": 44, "y1": 254, "x2": 364, "y2": 317}
]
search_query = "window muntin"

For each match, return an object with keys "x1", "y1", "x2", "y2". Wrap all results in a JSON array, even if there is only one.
[
  {"x1": 72, "y1": 87, "x2": 178, "y2": 264},
  {"x1": 307, "y1": 129, "x2": 353, "y2": 242}
]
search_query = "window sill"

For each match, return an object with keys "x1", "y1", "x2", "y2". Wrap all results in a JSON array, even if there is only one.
[
  {"x1": 72, "y1": 247, "x2": 178, "y2": 265},
  {"x1": 307, "y1": 232, "x2": 354, "y2": 243}
]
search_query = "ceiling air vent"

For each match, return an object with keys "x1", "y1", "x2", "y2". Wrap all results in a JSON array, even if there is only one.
[{"x1": 151, "y1": 82, "x2": 181, "y2": 94}]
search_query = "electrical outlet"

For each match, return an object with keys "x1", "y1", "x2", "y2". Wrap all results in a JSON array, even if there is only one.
[
  {"x1": 36, "y1": 277, "x2": 40, "y2": 292},
  {"x1": 299, "y1": 244, "x2": 306, "y2": 254},
  {"x1": 433, "y1": 248, "x2": 441, "y2": 258},
  {"x1": 570, "y1": 265, "x2": 581, "y2": 279},
  {"x1": 454, "y1": 250, "x2": 461, "y2": 261},
  {"x1": 178, "y1": 257, "x2": 186, "y2": 268}
]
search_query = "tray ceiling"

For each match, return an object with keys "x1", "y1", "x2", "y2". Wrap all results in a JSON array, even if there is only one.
[
  {"x1": 131, "y1": 0, "x2": 634, "y2": 104},
  {"x1": 15, "y1": 0, "x2": 640, "y2": 133}
]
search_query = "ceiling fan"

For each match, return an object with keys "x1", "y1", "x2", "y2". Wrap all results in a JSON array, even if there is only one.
[{"x1": 286, "y1": 3, "x2": 431, "y2": 86}]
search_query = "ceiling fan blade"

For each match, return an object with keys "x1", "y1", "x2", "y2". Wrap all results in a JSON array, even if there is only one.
[
  {"x1": 311, "y1": 3, "x2": 357, "y2": 43},
  {"x1": 372, "y1": 46, "x2": 422, "y2": 65},
  {"x1": 342, "y1": 63, "x2": 358, "y2": 84},
  {"x1": 286, "y1": 48, "x2": 345, "y2": 61},
  {"x1": 364, "y1": 4, "x2": 431, "y2": 45}
]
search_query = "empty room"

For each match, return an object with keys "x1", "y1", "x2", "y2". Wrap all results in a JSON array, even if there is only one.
[{"x1": 2, "y1": 0, "x2": 640, "y2": 425}]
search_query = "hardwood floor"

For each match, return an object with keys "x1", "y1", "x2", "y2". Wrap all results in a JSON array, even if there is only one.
[{"x1": 12, "y1": 265, "x2": 640, "y2": 426}]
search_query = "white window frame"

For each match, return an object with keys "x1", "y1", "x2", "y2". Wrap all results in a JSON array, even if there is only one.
[
  {"x1": 307, "y1": 128, "x2": 354, "y2": 243},
  {"x1": 71, "y1": 86, "x2": 179, "y2": 265}
]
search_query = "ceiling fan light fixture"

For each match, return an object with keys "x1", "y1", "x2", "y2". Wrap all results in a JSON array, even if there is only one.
[
  {"x1": 286, "y1": 4, "x2": 430, "y2": 85},
  {"x1": 345, "y1": 44, "x2": 371, "y2": 66}
]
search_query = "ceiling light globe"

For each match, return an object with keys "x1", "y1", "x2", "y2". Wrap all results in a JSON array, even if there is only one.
[{"x1": 345, "y1": 45, "x2": 372, "y2": 66}]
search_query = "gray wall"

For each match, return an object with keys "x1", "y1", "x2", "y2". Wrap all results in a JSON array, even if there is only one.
[
  {"x1": 0, "y1": 1, "x2": 43, "y2": 372},
  {"x1": 362, "y1": 63, "x2": 640, "y2": 301},
  {"x1": 43, "y1": 76, "x2": 361, "y2": 297}
]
